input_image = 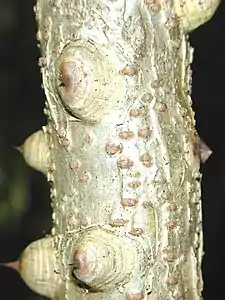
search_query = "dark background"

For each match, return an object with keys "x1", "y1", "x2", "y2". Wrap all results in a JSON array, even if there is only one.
[{"x1": 0, "y1": 1, "x2": 224, "y2": 299}]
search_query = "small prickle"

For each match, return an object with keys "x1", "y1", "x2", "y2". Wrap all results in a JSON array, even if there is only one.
[
  {"x1": 18, "y1": 128, "x2": 50, "y2": 175},
  {"x1": 173, "y1": 0, "x2": 221, "y2": 32},
  {"x1": 5, "y1": 237, "x2": 62, "y2": 299},
  {"x1": 198, "y1": 138, "x2": 212, "y2": 163}
]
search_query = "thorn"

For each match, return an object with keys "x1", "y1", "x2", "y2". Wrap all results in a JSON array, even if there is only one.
[
  {"x1": 13, "y1": 145, "x2": 23, "y2": 153},
  {"x1": 1, "y1": 260, "x2": 20, "y2": 272},
  {"x1": 199, "y1": 138, "x2": 212, "y2": 163}
]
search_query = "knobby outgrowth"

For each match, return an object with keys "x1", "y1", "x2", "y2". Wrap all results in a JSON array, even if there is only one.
[{"x1": 7, "y1": 0, "x2": 221, "y2": 300}]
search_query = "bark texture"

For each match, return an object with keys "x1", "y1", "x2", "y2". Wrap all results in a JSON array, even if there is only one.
[{"x1": 18, "y1": 1, "x2": 220, "y2": 300}]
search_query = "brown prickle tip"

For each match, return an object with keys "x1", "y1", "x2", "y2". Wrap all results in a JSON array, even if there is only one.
[
  {"x1": 198, "y1": 138, "x2": 212, "y2": 163},
  {"x1": 1, "y1": 260, "x2": 20, "y2": 272},
  {"x1": 13, "y1": 145, "x2": 23, "y2": 153}
]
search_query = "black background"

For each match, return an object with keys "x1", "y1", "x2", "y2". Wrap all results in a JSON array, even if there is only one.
[{"x1": 0, "y1": 1, "x2": 224, "y2": 299}]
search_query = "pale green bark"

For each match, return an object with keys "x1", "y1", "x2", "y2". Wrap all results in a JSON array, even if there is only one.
[{"x1": 18, "y1": 1, "x2": 221, "y2": 300}]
